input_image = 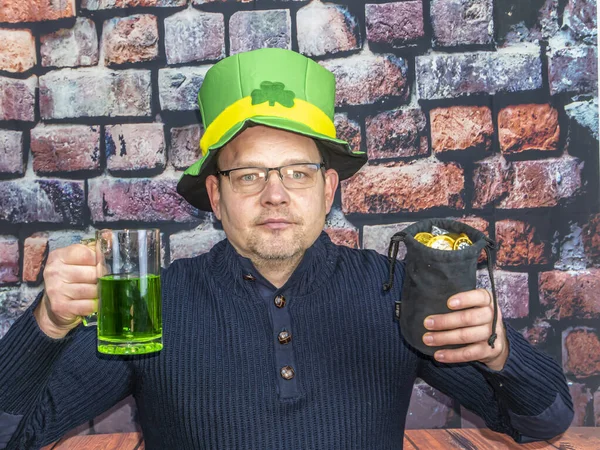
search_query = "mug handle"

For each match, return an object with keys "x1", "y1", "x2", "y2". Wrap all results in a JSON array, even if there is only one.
[{"x1": 80, "y1": 238, "x2": 98, "y2": 327}]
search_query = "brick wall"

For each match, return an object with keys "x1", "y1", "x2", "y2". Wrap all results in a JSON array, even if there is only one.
[{"x1": 0, "y1": 0, "x2": 598, "y2": 436}]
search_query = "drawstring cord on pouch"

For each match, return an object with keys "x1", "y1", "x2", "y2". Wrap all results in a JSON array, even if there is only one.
[
  {"x1": 382, "y1": 232, "x2": 405, "y2": 292},
  {"x1": 484, "y1": 238, "x2": 499, "y2": 349},
  {"x1": 382, "y1": 231, "x2": 500, "y2": 350}
]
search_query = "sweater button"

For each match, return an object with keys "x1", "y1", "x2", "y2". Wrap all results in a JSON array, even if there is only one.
[
  {"x1": 280, "y1": 365, "x2": 295, "y2": 380},
  {"x1": 243, "y1": 274, "x2": 256, "y2": 281},
  {"x1": 274, "y1": 295, "x2": 286, "y2": 308},
  {"x1": 278, "y1": 330, "x2": 292, "y2": 344}
]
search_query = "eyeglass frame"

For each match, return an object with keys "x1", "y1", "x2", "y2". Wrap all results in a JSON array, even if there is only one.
[{"x1": 215, "y1": 162, "x2": 326, "y2": 193}]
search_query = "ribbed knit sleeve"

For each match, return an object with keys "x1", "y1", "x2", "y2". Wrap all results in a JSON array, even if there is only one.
[
  {"x1": 473, "y1": 323, "x2": 574, "y2": 439},
  {"x1": 475, "y1": 323, "x2": 572, "y2": 414},
  {"x1": 0, "y1": 293, "x2": 134, "y2": 450},
  {"x1": 417, "y1": 321, "x2": 573, "y2": 442},
  {"x1": 0, "y1": 293, "x2": 72, "y2": 414}
]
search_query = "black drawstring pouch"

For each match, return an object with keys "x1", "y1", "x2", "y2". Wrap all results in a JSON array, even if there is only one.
[{"x1": 383, "y1": 218, "x2": 498, "y2": 357}]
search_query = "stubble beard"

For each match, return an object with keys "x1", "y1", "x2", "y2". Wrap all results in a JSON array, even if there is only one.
[
  {"x1": 243, "y1": 207, "x2": 310, "y2": 262},
  {"x1": 246, "y1": 225, "x2": 306, "y2": 262}
]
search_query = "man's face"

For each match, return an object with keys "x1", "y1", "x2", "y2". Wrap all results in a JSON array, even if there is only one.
[{"x1": 205, "y1": 126, "x2": 339, "y2": 262}]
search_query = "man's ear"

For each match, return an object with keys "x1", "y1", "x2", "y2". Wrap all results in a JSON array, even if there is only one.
[
  {"x1": 206, "y1": 175, "x2": 222, "y2": 220},
  {"x1": 323, "y1": 169, "x2": 339, "y2": 215}
]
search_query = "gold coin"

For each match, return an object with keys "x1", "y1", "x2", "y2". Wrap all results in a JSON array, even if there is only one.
[
  {"x1": 453, "y1": 236, "x2": 473, "y2": 250},
  {"x1": 428, "y1": 235, "x2": 454, "y2": 251},
  {"x1": 414, "y1": 232, "x2": 434, "y2": 245}
]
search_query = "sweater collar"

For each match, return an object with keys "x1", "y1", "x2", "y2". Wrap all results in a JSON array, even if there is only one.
[{"x1": 209, "y1": 231, "x2": 339, "y2": 299}]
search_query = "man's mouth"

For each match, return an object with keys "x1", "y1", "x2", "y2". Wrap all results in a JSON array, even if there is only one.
[{"x1": 258, "y1": 219, "x2": 293, "y2": 230}]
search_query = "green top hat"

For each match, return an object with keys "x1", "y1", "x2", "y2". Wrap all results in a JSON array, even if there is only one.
[{"x1": 176, "y1": 47, "x2": 367, "y2": 211}]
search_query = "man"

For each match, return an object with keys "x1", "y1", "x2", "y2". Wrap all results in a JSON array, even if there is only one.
[{"x1": 0, "y1": 48, "x2": 572, "y2": 449}]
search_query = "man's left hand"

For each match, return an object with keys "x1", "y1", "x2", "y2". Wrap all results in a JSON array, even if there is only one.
[{"x1": 422, "y1": 289, "x2": 509, "y2": 371}]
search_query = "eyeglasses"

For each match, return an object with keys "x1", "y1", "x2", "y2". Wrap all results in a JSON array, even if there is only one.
[{"x1": 216, "y1": 162, "x2": 325, "y2": 194}]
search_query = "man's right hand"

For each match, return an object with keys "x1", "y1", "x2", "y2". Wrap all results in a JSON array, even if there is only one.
[{"x1": 33, "y1": 243, "x2": 98, "y2": 339}]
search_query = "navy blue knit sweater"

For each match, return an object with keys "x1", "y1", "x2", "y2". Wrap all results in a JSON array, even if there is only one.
[{"x1": 0, "y1": 232, "x2": 573, "y2": 449}]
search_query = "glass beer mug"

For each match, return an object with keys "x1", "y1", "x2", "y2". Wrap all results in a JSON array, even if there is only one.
[{"x1": 82, "y1": 229, "x2": 163, "y2": 355}]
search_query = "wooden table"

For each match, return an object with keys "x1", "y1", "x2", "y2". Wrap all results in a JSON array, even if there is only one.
[{"x1": 42, "y1": 427, "x2": 600, "y2": 449}]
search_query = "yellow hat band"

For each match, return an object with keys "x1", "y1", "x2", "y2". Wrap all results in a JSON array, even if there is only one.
[{"x1": 200, "y1": 96, "x2": 337, "y2": 155}]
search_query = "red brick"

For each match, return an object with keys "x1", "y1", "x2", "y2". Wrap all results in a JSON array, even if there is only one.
[
  {"x1": 564, "y1": 0, "x2": 597, "y2": 44},
  {"x1": 0, "y1": 75, "x2": 36, "y2": 122},
  {"x1": 334, "y1": 114, "x2": 362, "y2": 156},
  {"x1": 0, "y1": 129, "x2": 24, "y2": 175},
  {"x1": 472, "y1": 156, "x2": 512, "y2": 209},
  {"x1": 405, "y1": 383, "x2": 455, "y2": 429},
  {"x1": 0, "y1": 287, "x2": 34, "y2": 338},
  {"x1": 554, "y1": 221, "x2": 586, "y2": 271},
  {"x1": 431, "y1": 0, "x2": 494, "y2": 47},
  {"x1": 159, "y1": 67, "x2": 209, "y2": 112},
  {"x1": 430, "y1": 106, "x2": 493, "y2": 154},
  {"x1": 105, "y1": 124, "x2": 165, "y2": 171},
  {"x1": 416, "y1": 48, "x2": 542, "y2": 100},
  {"x1": 324, "y1": 207, "x2": 359, "y2": 249},
  {"x1": 23, "y1": 232, "x2": 49, "y2": 283},
  {"x1": 548, "y1": 42, "x2": 598, "y2": 95},
  {"x1": 495, "y1": 219, "x2": 551, "y2": 266},
  {"x1": 297, "y1": 2, "x2": 359, "y2": 57},
  {"x1": 0, "y1": 236, "x2": 19, "y2": 284},
  {"x1": 229, "y1": 10, "x2": 291, "y2": 55},
  {"x1": 477, "y1": 270, "x2": 529, "y2": 319},
  {"x1": 365, "y1": 108, "x2": 427, "y2": 160},
  {"x1": 521, "y1": 320, "x2": 552, "y2": 348},
  {"x1": 502, "y1": 157, "x2": 583, "y2": 208},
  {"x1": 169, "y1": 125, "x2": 203, "y2": 170},
  {"x1": 498, "y1": 0, "x2": 559, "y2": 44},
  {"x1": 474, "y1": 156, "x2": 583, "y2": 209},
  {"x1": 498, "y1": 104, "x2": 560, "y2": 154},
  {"x1": 565, "y1": 98, "x2": 598, "y2": 142},
  {"x1": 169, "y1": 224, "x2": 226, "y2": 261},
  {"x1": 164, "y1": 9, "x2": 225, "y2": 64},
  {"x1": 321, "y1": 54, "x2": 409, "y2": 107},
  {"x1": 454, "y1": 216, "x2": 489, "y2": 236},
  {"x1": 365, "y1": 1, "x2": 424, "y2": 48},
  {"x1": 362, "y1": 222, "x2": 413, "y2": 259},
  {"x1": 0, "y1": 180, "x2": 85, "y2": 225},
  {"x1": 82, "y1": 0, "x2": 186, "y2": 9},
  {"x1": 539, "y1": 269, "x2": 600, "y2": 320},
  {"x1": 40, "y1": 68, "x2": 151, "y2": 119},
  {"x1": 0, "y1": 29, "x2": 36, "y2": 72},
  {"x1": 582, "y1": 213, "x2": 600, "y2": 265},
  {"x1": 342, "y1": 161, "x2": 464, "y2": 214},
  {"x1": 569, "y1": 382, "x2": 593, "y2": 426},
  {"x1": 40, "y1": 17, "x2": 99, "y2": 68},
  {"x1": 101, "y1": 14, "x2": 159, "y2": 65},
  {"x1": 31, "y1": 124, "x2": 100, "y2": 174},
  {"x1": 0, "y1": 0, "x2": 75, "y2": 23},
  {"x1": 563, "y1": 327, "x2": 600, "y2": 378},
  {"x1": 87, "y1": 176, "x2": 198, "y2": 223},
  {"x1": 324, "y1": 228, "x2": 359, "y2": 249}
]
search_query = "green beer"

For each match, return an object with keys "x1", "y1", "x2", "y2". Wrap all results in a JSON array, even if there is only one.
[{"x1": 97, "y1": 273, "x2": 162, "y2": 355}]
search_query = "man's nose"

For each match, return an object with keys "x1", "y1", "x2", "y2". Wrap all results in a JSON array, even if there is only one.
[{"x1": 260, "y1": 170, "x2": 290, "y2": 204}]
